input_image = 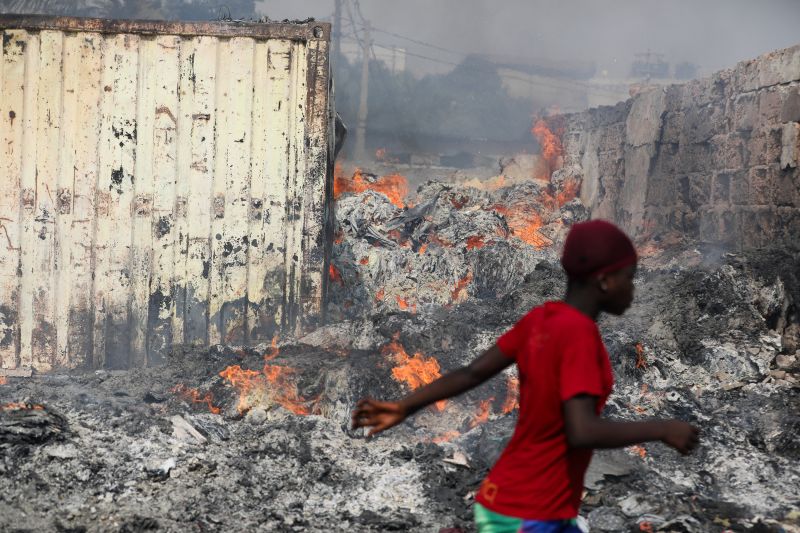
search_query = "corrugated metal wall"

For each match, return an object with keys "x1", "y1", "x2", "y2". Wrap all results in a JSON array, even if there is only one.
[{"x1": 0, "y1": 16, "x2": 333, "y2": 372}]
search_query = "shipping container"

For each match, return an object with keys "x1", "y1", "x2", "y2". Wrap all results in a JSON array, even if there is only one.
[{"x1": 0, "y1": 15, "x2": 334, "y2": 373}]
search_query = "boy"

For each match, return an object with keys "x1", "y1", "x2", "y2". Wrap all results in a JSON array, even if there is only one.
[{"x1": 352, "y1": 220, "x2": 699, "y2": 532}]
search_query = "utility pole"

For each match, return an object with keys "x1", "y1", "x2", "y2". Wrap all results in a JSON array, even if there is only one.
[
  {"x1": 333, "y1": 0, "x2": 342, "y2": 66},
  {"x1": 354, "y1": 20, "x2": 370, "y2": 162}
]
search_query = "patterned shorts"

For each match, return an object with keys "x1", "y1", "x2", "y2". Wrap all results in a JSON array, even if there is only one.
[{"x1": 474, "y1": 503, "x2": 584, "y2": 533}]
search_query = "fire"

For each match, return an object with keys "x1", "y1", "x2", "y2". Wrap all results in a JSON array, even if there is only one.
[
  {"x1": 261, "y1": 365, "x2": 317, "y2": 415},
  {"x1": 328, "y1": 263, "x2": 344, "y2": 285},
  {"x1": 218, "y1": 336, "x2": 317, "y2": 415},
  {"x1": 0, "y1": 376, "x2": 7, "y2": 385},
  {"x1": 432, "y1": 430, "x2": 461, "y2": 444},
  {"x1": 418, "y1": 243, "x2": 429, "y2": 255},
  {"x1": 555, "y1": 176, "x2": 581, "y2": 206},
  {"x1": 635, "y1": 343, "x2": 648, "y2": 369},
  {"x1": 493, "y1": 204, "x2": 552, "y2": 248},
  {"x1": 334, "y1": 166, "x2": 409, "y2": 208},
  {"x1": 627, "y1": 445, "x2": 647, "y2": 459},
  {"x1": 382, "y1": 333, "x2": 446, "y2": 411},
  {"x1": 531, "y1": 118, "x2": 563, "y2": 180},
  {"x1": 469, "y1": 398, "x2": 494, "y2": 429},
  {"x1": 359, "y1": 256, "x2": 369, "y2": 265},
  {"x1": 171, "y1": 384, "x2": 221, "y2": 415},
  {"x1": 1, "y1": 402, "x2": 44, "y2": 411},
  {"x1": 451, "y1": 271, "x2": 473, "y2": 303},
  {"x1": 334, "y1": 231, "x2": 344, "y2": 245},
  {"x1": 395, "y1": 296, "x2": 417, "y2": 314},
  {"x1": 639, "y1": 522, "x2": 654, "y2": 533},
  {"x1": 218, "y1": 365, "x2": 262, "y2": 413},
  {"x1": 465, "y1": 235, "x2": 485, "y2": 250},
  {"x1": 502, "y1": 374, "x2": 520, "y2": 414},
  {"x1": 264, "y1": 334, "x2": 280, "y2": 361},
  {"x1": 375, "y1": 288, "x2": 385, "y2": 301}
]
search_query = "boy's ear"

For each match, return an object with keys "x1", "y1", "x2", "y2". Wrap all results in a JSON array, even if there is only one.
[{"x1": 595, "y1": 273, "x2": 609, "y2": 292}]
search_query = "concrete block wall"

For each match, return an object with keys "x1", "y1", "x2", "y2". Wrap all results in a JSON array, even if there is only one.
[{"x1": 563, "y1": 44, "x2": 800, "y2": 250}]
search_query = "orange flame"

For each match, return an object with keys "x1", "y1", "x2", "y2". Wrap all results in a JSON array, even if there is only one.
[
  {"x1": 1, "y1": 402, "x2": 44, "y2": 411},
  {"x1": 218, "y1": 365, "x2": 262, "y2": 413},
  {"x1": 262, "y1": 365, "x2": 317, "y2": 415},
  {"x1": 628, "y1": 445, "x2": 647, "y2": 459},
  {"x1": 465, "y1": 235, "x2": 485, "y2": 250},
  {"x1": 329, "y1": 263, "x2": 344, "y2": 285},
  {"x1": 395, "y1": 295, "x2": 417, "y2": 314},
  {"x1": 469, "y1": 397, "x2": 494, "y2": 429},
  {"x1": 555, "y1": 177, "x2": 581, "y2": 206},
  {"x1": 531, "y1": 119, "x2": 563, "y2": 180},
  {"x1": 219, "y1": 336, "x2": 317, "y2": 415},
  {"x1": 0, "y1": 376, "x2": 7, "y2": 385},
  {"x1": 502, "y1": 375, "x2": 520, "y2": 414},
  {"x1": 451, "y1": 271, "x2": 473, "y2": 303},
  {"x1": 493, "y1": 205, "x2": 552, "y2": 248},
  {"x1": 418, "y1": 243, "x2": 429, "y2": 255},
  {"x1": 359, "y1": 256, "x2": 370, "y2": 265},
  {"x1": 382, "y1": 334, "x2": 445, "y2": 411},
  {"x1": 264, "y1": 334, "x2": 280, "y2": 362},
  {"x1": 635, "y1": 343, "x2": 648, "y2": 369},
  {"x1": 334, "y1": 166, "x2": 409, "y2": 208},
  {"x1": 375, "y1": 288, "x2": 385, "y2": 301},
  {"x1": 171, "y1": 384, "x2": 221, "y2": 415}
]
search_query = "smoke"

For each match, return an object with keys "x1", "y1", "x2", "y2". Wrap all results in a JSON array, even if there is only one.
[{"x1": 258, "y1": 0, "x2": 800, "y2": 76}]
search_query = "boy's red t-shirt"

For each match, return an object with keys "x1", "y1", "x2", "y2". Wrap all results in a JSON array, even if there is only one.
[{"x1": 475, "y1": 301, "x2": 614, "y2": 520}]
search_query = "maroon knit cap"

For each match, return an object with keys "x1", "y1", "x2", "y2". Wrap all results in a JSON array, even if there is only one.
[{"x1": 560, "y1": 219, "x2": 637, "y2": 279}]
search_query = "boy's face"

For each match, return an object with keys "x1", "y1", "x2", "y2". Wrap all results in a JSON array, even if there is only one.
[{"x1": 599, "y1": 264, "x2": 636, "y2": 315}]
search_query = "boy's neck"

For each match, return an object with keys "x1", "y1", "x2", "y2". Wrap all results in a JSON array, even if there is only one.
[{"x1": 562, "y1": 290, "x2": 601, "y2": 321}]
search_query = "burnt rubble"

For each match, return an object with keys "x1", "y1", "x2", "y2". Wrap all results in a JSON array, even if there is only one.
[{"x1": 1, "y1": 169, "x2": 799, "y2": 532}]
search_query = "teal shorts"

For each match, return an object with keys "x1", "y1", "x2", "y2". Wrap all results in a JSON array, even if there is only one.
[{"x1": 474, "y1": 503, "x2": 583, "y2": 533}]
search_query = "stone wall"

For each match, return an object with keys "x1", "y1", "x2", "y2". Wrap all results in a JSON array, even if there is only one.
[{"x1": 563, "y1": 44, "x2": 800, "y2": 249}]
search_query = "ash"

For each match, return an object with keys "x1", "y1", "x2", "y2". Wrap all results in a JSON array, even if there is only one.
[{"x1": 2, "y1": 172, "x2": 799, "y2": 533}]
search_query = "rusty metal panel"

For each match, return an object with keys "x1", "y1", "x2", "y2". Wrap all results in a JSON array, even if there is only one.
[{"x1": 0, "y1": 16, "x2": 333, "y2": 372}]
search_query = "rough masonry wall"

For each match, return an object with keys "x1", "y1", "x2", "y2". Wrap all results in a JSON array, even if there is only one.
[{"x1": 563, "y1": 44, "x2": 800, "y2": 249}]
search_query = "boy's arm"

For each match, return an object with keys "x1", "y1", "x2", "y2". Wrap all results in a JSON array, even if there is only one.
[
  {"x1": 352, "y1": 343, "x2": 513, "y2": 435},
  {"x1": 563, "y1": 395, "x2": 699, "y2": 455}
]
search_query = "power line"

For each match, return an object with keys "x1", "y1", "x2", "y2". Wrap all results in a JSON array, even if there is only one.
[
  {"x1": 347, "y1": 23, "x2": 626, "y2": 98},
  {"x1": 340, "y1": 5, "x2": 624, "y2": 99},
  {"x1": 369, "y1": 26, "x2": 466, "y2": 57}
]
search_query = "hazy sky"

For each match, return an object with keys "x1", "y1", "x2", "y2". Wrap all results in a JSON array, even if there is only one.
[{"x1": 256, "y1": 0, "x2": 800, "y2": 77}]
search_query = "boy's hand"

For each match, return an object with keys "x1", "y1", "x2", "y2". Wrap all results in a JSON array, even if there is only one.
[
  {"x1": 661, "y1": 420, "x2": 700, "y2": 455},
  {"x1": 351, "y1": 398, "x2": 407, "y2": 436}
]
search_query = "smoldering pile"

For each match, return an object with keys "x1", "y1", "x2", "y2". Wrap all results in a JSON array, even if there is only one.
[
  {"x1": 1, "y1": 168, "x2": 799, "y2": 533},
  {"x1": 328, "y1": 166, "x2": 586, "y2": 320}
]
